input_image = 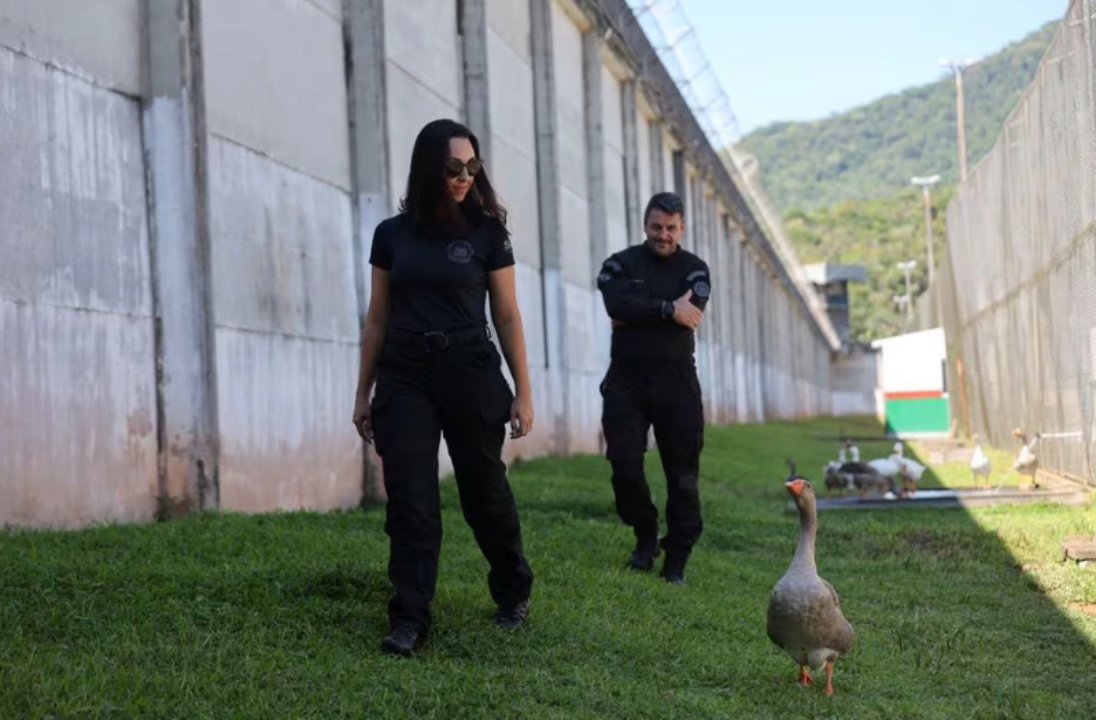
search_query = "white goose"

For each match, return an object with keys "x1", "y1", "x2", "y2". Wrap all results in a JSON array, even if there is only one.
[
  {"x1": 969, "y1": 433, "x2": 991, "y2": 488},
  {"x1": 889, "y1": 442, "x2": 925, "y2": 496},
  {"x1": 840, "y1": 438, "x2": 860, "y2": 463},
  {"x1": 865, "y1": 452, "x2": 903, "y2": 496},
  {"x1": 1012, "y1": 428, "x2": 1040, "y2": 488}
]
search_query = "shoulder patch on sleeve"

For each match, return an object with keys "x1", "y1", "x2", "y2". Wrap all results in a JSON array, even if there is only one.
[
  {"x1": 685, "y1": 269, "x2": 709, "y2": 282},
  {"x1": 488, "y1": 218, "x2": 513, "y2": 253},
  {"x1": 597, "y1": 258, "x2": 625, "y2": 287}
]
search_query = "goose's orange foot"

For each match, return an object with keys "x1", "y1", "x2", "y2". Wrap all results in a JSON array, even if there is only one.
[
  {"x1": 824, "y1": 659, "x2": 836, "y2": 696},
  {"x1": 798, "y1": 666, "x2": 813, "y2": 686}
]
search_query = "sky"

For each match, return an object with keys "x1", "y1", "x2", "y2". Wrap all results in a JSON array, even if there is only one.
[{"x1": 678, "y1": 0, "x2": 1065, "y2": 136}]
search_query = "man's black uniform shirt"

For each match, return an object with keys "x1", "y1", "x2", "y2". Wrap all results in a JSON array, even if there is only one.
[{"x1": 596, "y1": 242, "x2": 711, "y2": 364}]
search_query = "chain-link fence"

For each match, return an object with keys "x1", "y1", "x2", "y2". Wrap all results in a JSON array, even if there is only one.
[{"x1": 937, "y1": 0, "x2": 1096, "y2": 485}]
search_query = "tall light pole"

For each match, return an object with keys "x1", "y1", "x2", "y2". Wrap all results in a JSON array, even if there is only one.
[
  {"x1": 940, "y1": 58, "x2": 976, "y2": 182},
  {"x1": 911, "y1": 174, "x2": 940, "y2": 286},
  {"x1": 896, "y1": 260, "x2": 917, "y2": 322}
]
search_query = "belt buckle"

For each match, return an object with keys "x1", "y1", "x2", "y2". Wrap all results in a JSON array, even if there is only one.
[{"x1": 423, "y1": 331, "x2": 449, "y2": 352}]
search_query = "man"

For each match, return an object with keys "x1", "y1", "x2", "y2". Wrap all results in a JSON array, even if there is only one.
[{"x1": 595, "y1": 191, "x2": 711, "y2": 585}]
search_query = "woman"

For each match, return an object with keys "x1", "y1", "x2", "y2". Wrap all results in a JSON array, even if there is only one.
[{"x1": 352, "y1": 118, "x2": 536, "y2": 657}]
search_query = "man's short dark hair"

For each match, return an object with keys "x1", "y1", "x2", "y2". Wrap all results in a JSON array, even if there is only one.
[{"x1": 644, "y1": 192, "x2": 685, "y2": 223}]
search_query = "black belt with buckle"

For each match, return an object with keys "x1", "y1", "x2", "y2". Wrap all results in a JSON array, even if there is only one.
[{"x1": 388, "y1": 325, "x2": 492, "y2": 353}]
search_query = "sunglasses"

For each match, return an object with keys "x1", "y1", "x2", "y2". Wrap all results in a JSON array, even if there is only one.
[{"x1": 445, "y1": 157, "x2": 483, "y2": 178}]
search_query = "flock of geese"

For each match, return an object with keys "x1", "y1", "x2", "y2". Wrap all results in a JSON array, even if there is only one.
[
  {"x1": 767, "y1": 428, "x2": 1043, "y2": 695},
  {"x1": 820, "y1": 438, "x2": 925, "y2": 499},
  {"x1": 821, "y1": 429, "x2": 1042, "y2": 499}
]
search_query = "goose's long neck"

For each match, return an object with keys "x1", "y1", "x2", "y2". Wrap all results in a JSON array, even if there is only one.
[{"x1": 790, "y1": 504, "x2": 818, "y2": 573}]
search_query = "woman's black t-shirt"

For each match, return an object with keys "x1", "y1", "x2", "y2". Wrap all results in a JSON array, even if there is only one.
[{"x1": 369, "y1": 213, "x2": 515, "y2": 333}]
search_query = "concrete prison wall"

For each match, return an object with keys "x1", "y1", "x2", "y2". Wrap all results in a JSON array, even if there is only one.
[{"x1": 0, "y1": 0, "x2": 840, "y2": 529}]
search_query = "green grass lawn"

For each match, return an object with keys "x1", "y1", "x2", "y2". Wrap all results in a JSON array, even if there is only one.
[{"x1": 2, "y1": 415, "x2": 1095, "y2": 719}]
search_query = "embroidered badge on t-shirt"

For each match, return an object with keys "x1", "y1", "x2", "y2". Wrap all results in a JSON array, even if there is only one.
[{"x1": 447, "y1": 240, "x2": 475, "y2": 264}]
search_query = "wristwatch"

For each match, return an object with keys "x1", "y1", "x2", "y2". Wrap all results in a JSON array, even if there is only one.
[{"x1": 661, "y1": 300, "x2": 674, "y2": 320}]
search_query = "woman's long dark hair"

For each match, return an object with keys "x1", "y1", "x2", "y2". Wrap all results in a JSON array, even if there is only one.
[{"x1": 399, "y1": 118, "x2": 509, "y2": 237}]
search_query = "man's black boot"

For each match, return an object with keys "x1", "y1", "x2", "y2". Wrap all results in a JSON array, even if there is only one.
[
  {"x1": 492, "y1": 600, "x2": 530, "y2": 630},
  {"x1": 380, "y1": 624, "x2": 425, "y2": 657},
  {"x1": 627, "y1": 531, "x2": 661, "y2": 571},
  {"x1": 659, "y1": 549, "x2": 689, "y2": 585}
]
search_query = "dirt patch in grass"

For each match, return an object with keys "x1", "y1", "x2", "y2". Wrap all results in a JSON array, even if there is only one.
[
  {"x1": 898, "y1": 529, "x2": 984, "y2": 558},
  {"x1": 902, "y1": 530, "x2": 936, "y2": 552}
]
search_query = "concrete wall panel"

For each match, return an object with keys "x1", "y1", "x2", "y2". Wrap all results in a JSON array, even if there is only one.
[
  {"x1": 491, "y1": 262, "x2": 548, "y2": 393},
  {"x1": 305, "y1": 0, "x2": 342, "y2": 19},
  {"x1": 635, "y1": 107, "x2": 653, "y2": 215},
  {"x1": 487, "y1": 26, "x2": 541, "y2": 267},
  {"x1": 490, "y1": 134, "x2": 543, "y2": 267},
  {"x1": 601, "y1": 67, "x2": 628, "y2": 255},
  {"x1": 386, "y1": 61, "x2": 463, "y2": 211},
  {"x1": 662, "y1": 133, "x2": 676, "y2": 191},
  {"x1": 552, "y1": 6, "x2": 588, "y2": 201},
  {"x1": 0, "y1": 46, "x2": 155, "y2": 528},
  {"x1": 486, "y1": 30, "x2": 536, "y2": 152},
  {"x1": 201, "y1": 0, "x2": 361, "y2": 516},
  {"x1": 0, "y1": 50, "x2": 150, "y2": 313},
  {"x1": 564, "y1": 282, "x2": 602, "y2": 376},
  {"x1": 552, "y1": 7, "x2": 592, "y2": 287},
  {"x1": 207, "y1": 138, "x2": 357, "y2": 342},
  {"x1": 215, "y1": 329, "x2": 361, "y2": 513},
  {"x1": 486, "y1": 0, "x2": 532, "y2": 60},
  {"x1": 0, "y1": 302, "x2": 158, "y2": 527},
  {"x1": 513, "y1": 262, "x2": 548, "y2": 369},
  {"x1": 497, "y1": 265, "x2": 553, "y2": 463},
  {"x1": 560, "y1": 186, "x2": 593, "y2": 285},
  {"x1": 601, "y1": 66, "x2": 624, "y2": 152},
  {"x1": 385, "y1": 0, "x2": 462, "y2": 111},
  {"x1": 203, "y1": 0, "x2": 350, "y2": 188},
  {"x1": 560, "y1": 277, "x2": 604, "y2": 453},
  {"x1": 0, "y1": 0, "x2": 141, "y2": 95},
  {"x1": 567, "y1": 373, "x2": 604, "y2": 456},
  {"x1": 510, "y1": 364, "x2": 554, "y2": 457},
  {"x1": 603, "y1": 162, "x2": 629, "y2": 255}
]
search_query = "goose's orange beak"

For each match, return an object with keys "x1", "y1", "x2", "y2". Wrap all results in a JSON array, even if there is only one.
[{"x1": 785, "y1": 479, "x2": 805, "y2": 497}]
